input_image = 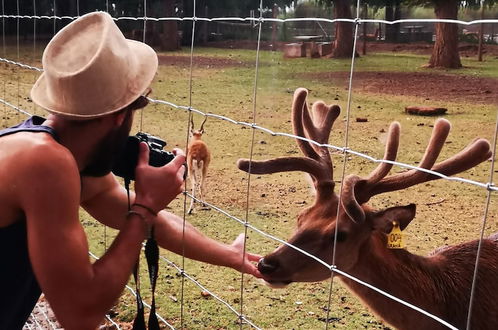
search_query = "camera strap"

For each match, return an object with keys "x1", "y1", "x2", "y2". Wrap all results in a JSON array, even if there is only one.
[
  {"x1": 132, "y1": 231, "x2": 160, "y2": 330},
  {"x1": 124, "y1": 179, "x2": 160, "y2": 330}
]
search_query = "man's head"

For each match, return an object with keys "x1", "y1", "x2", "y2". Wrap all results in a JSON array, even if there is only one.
[
  {"x1": 79, "y1": 95, "x2": 150, "y2": 177},
  {"x1": 30, "y1": 12, "x2": 158, "y2": 176},
  {"x1": 30, "y1": 11, "x2": 158, "y2": 119}
]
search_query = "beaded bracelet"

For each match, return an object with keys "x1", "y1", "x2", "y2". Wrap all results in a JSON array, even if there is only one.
[{"x1": 132, "y1": 203, "x2": 157, "y2": 216}]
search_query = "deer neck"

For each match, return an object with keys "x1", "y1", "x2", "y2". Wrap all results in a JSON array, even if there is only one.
[{"x1": 339, "y1": 232, "x2": 446, "y2": 328}]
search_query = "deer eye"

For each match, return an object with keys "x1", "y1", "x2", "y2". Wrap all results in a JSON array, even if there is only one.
[{"x1": 333, "y1": 231, "x2": 348, "y2": 243}]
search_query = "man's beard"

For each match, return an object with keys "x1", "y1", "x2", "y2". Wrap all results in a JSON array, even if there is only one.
[{"x1": 80, "y1": 114, "x2": 132, "y2": 177}]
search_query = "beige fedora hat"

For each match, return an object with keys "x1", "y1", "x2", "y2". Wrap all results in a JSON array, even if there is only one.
[{"x1": 31, "y1": 11, "x2": 158, "y2": 119}]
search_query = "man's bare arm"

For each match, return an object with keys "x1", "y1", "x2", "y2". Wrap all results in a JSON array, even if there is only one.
[{"x1": 81, "y1": 172, "x2": 262, "y2": 278}]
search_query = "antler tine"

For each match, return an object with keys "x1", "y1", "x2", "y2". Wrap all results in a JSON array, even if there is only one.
[
  {"x1": 199, "y1": 116, "x2": 207, "y2": 133},
  {"x1": 370, "y1": 137, "x2": 492, "y2": 197},
  {"x1": 352, "y1": 119, "x2": 451, "y2": 204},
  {"x1": 237, "y1": 157, "x2": 327, "y2": 180},
  {"x1": 341, "y1": 119, "x2": 491, "y2": 223},
  {"x1": 293, "y1": 88, "x2": 340, "y2": 161},
  {"x1": 364, "y1": 122, "x2": 401, "y2": 184},
  {"x1": 238, "y1": 88, "x2": 342, "y2": 205},
  {"x1": 293, "y1": 88, "x2": 317, "y2": 159},
  {"x1": 341, "y1": 122, "x2": 400, "y2": 223}
]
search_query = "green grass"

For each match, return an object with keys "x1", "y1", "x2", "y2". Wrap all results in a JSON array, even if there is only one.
[{"x1": 2, "y1": 43, "x2": 498, "y2": 329}]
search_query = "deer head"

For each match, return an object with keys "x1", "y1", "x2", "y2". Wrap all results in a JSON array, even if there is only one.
[
  {"x1": 237, "y1": 88, "x2": 491, "y2": 288},
  {"x1": 190, "y1": 116, "x2": 207, "y2": 141}
]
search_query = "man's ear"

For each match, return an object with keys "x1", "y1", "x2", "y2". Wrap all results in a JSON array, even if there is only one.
[
  {"x1": 371, "y1": 204, "x2": 416, "y2": 234},
  {"x1": 113, "y1": 109, "x2": 134, "y2": 127},
  {"x1": 114, "y1": 111, "x2": 127, "y2": 126}
]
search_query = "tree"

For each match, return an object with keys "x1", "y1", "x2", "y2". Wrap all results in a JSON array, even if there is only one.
[
  {"x1": 384, "y1": 0, "x2": 402, "y2": 42},
  {"x1": 428, "y1": 0, "x2": 462, "y2": 68},
  {"x1": 413, "y1": 0, "x2": 497, "y2": 69},
  {"x1": 331, "y1": 0, "x2": 355, "y2": 58},
  {"x1": 161, "y1": 0, "x2": 180, "y2": 50}
]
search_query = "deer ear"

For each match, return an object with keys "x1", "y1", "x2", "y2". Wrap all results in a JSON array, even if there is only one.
[{"x1": 372, "y1": 204, "x2": 416, "y2": 233}]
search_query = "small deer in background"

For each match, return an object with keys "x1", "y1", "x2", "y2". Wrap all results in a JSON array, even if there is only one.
[
  {"x1": 238, "y1": 88, "x2": 498, "y2": 330},
  {"x1": 187, "y1": 116, "x2": 211, "y2": 214}
]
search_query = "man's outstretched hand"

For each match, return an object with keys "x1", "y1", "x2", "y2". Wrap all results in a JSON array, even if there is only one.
[{"x1": 230, "y1": 234, "x2": 263, "y2": 279}]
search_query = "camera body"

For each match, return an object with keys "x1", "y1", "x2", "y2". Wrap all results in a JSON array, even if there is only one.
[{"x1": 112, "y1": 132, "x2": 175, "y2": 180}]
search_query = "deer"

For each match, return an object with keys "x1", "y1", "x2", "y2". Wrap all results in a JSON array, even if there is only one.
[
  {"x1": 187, "y1": 116, "x2": 211, "y2": 214},
  {"x1": 237, "y1": 88, "x2": 498, "y2": 330}
]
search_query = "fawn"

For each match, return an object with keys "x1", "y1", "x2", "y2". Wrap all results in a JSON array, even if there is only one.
[{"x1": 187, "y1": 117, "x2": 211, "y2": 214}]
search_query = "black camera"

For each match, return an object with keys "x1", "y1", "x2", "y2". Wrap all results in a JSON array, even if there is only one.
[{"x1": 112, "y1": 132, "x2": 175, "y2": 180}]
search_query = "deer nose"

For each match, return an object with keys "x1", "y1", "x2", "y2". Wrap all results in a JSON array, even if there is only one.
[{"x1": 258, "y1": 257, "x2": 279, "y2": 275}]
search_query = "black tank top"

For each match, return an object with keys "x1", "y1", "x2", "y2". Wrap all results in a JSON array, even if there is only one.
[{"x1": 0, "y1": 116, "x2": 57, "y2": 329}]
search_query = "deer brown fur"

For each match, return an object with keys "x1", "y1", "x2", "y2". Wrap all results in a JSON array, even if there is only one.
[
  {"x1": 237, "y1": 88, "x2": 496, "y2": 330},
  {"x1": 187, "y1": 116, "x2": 211, "y2": 214}
]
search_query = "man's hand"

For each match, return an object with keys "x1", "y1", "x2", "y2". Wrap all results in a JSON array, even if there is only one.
[
  {"x1": 134, "y1": 142, "x2": 186, "y2": 214},
  {"x1": 230, "y1": 234, "x2": 263, "y2": 278}
]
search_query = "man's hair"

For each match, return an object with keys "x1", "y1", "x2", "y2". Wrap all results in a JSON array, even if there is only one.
[
  {"x1": 57, "y1": 93, "x2": 150, "y2": 128},
  {"x1": 123, "y1": 94, "x2": 149, "y2": 112}
]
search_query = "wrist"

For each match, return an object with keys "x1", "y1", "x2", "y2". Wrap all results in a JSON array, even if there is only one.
[
  {"x1": 126, "y1": 209, "x2": 151, "y2": 237},
  {"x1": 132, "y1": 202, "x2": 158, "y2": 217},
  {"x1": 133, "y1": 198, "x2": 160, "y2": 215},
  {"x1": 226, "y1": 245, "x2": 243, "y2": 270}
]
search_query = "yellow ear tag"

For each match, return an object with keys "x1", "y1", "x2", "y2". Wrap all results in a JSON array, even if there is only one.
[{"x1": 387, "y1": 221, "x2": 404, "y2": 249}]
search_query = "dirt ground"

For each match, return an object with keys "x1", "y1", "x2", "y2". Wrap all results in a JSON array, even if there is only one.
[
  {"x1": 306, "y1": 71, "x2": 498, "y2": 105},
  {"x1": 158, "y1": 41, "x2": 498, "y2": 106}
]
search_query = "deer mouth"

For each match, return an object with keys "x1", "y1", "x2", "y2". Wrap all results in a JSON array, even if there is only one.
[{"x1": 260, "y1": 279, "x2": 293, "y2": 289}]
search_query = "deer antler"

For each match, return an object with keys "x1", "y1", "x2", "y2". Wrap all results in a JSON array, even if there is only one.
[
  {"x1": 342, "y1": 118, "x2": 492, "y2": 223},
  {"x1": 237, "y1": 88, "x2": 340, "y2": 204},
  {"x1": 199, "y1": 116, "x2": 207, "y2": 134}
]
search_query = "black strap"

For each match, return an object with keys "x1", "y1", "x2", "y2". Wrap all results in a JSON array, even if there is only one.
[
  {"x1": 126, "y1": 178, "x2": 161, "y2": 330},
  {"x1": 145, "y1": 228, "x2": 160, "y2": 330},
  {"x1": 132, "y1": 232, "x2": 160, "y2": 330},
  {"x1": 132, "y1": 261, "x2": 146, "y2": 330}
]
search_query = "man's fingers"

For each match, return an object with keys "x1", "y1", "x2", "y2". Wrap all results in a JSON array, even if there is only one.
[
  {"x1": 172, "y1": 148, "x2": 185, "y2": 158},
  {"x1": 247, "y1": 264, "x2": 263, "y2": 278},
  {"x1": 247, "y1": 253, "x2": 263, "y2": 263},
  {"x1": 137, "y1": 142, "x2": 150, "y2": 166},
  {"x1": 169, "y1": 152, "x2": 186, "y2": 170}
]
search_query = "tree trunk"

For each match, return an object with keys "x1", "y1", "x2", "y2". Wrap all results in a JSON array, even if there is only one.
[
  {"x1": 271, "y1": 4, "x2": 279, "y2": 51},
  {"x1": 362, "y1": 4, "x2": 367, "y2": 55},
  {"x1": 161, "y1": 0, "x2": 179, "y2": 51},
  {"x1": 477, "y1": 4, "x2": 485, "y2": 62},
  {"x1": 332, "y1": 0, "x2": 354, "y2": 58},
  {"x1": 385, "y1": 0, "x2": 395, "y2": 42},
  {"x1": 428, "y1": 0, "x2": 461, "y2": 68},
  {"x1": 385, "y1": 0, "x2": 401, "y2": 42}
]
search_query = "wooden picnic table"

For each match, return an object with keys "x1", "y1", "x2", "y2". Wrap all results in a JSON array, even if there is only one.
[{"x1": 293, "y1": 35, "x2": 323, "y2": 58}]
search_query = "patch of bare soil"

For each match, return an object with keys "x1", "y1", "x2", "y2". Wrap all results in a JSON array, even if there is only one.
[
  {"x1": 306, "y1": 71, "x2": 498, "y2": 105},
  {"x1": 353, "y1": 41, "x2": 498, "y2": 58}
]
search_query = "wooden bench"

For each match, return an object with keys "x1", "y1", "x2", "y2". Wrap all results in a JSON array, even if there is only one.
[
  {"x1": 283, "y1": 43, "x2": 306, "y2": 58},
  {"x1": 317, "y1": 42, "x2": 333, "y2": 56}
]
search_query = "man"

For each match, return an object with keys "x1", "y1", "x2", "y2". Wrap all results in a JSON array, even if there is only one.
[{"x1": 0, "y1": 12, "x2": 261, "y2": 329}]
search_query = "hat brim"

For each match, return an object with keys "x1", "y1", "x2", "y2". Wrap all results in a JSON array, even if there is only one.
[{"x1": 31, "y1": 39, "x2": 158, "y2": 120}]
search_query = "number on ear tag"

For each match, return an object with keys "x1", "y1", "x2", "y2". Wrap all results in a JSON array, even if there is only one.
[{"x1": 387, "y1": 221, "x2": 404, "y2": 249}]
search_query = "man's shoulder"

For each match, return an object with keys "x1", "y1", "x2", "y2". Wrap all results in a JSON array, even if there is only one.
[{"x1": 2, "y1": 132, "x2": 77, "y2": 178}]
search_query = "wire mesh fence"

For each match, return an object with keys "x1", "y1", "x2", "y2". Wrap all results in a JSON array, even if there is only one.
[{"x1": 2, "y1": 1, "x2": 498, "y2": 329}]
